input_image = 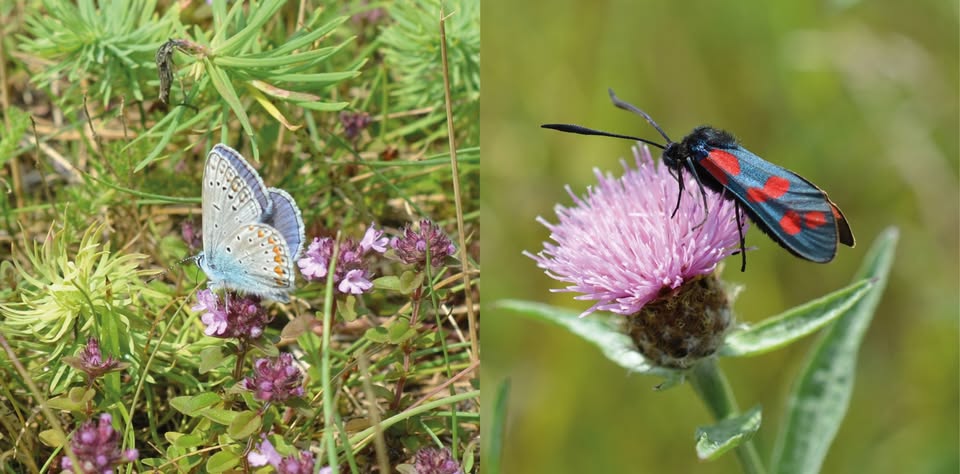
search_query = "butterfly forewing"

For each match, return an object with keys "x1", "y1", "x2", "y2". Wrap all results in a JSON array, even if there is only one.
[
  {"x1": 202, "y1": 149, "x2": 267, "y2": 259},
  {"x1": 210, "y1": 144, "x2": 272, "y2": 212},
  {"x1": 702, "y1": 147, "x2": 844, "y2": 262}
]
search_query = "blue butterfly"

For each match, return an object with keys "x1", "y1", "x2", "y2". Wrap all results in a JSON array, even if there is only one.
[{"x1": 196, "y1": 144, "x2": 305, "y2": 302}]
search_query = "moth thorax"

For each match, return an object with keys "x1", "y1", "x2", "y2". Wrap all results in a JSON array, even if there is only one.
[{"x1": 625, "y1": 274, "x2": 732, "y2": 369}]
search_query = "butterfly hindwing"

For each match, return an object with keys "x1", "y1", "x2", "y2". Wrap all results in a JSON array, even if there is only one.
[
  {"x1": 204, "y1": 223, "x2": 296, "y2": 302},
  {"x1": 264, "y1": 188, "x2": 305, "y2": 260}
]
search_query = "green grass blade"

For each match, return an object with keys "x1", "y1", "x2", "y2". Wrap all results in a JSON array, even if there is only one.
[
  {"x1": 483, "y1": 378, "x2": 511, "y2": 474},
  {"x1": 771, "y1": 228, "x2": 899, "y2": 474}
]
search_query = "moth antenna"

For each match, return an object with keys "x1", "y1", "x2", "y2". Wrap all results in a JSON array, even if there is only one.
[
  {"x1": 541, "y1": 123, "x2": 666, "y2": 150},
  {"x1": 607, "y1": 88, "x2": 673, "y2": 144}
]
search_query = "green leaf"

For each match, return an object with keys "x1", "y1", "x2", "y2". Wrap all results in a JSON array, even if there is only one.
[
  {"x1": 172, "y1": 433, "x2": 203, "y2": 449},
  {"x1": 227, "y1": 410, "x2": 262, "y2": 440},
  {"x1": 719, "y1": 278, "x2": 874, "y2": 357},
  {"x1": 199, "y1": 346, "x2": 229, "y2": 374},
  {"x1": 170, "y1": 392, "x2": 222, "y2": 416},
  {"x1": 695, "y1": 405, "x2": 762, "y2": 460},
  {"x1": 200, "y1": 407, "x2": 238, "y2": 426},
  {"x1": 204, "y1": 59, "x2": 254, "y2": 139},
  {"x1": 771, "y1": 228, "x2": 899, "y2": 474},
  {"x1": 39, "y1": 429, "x2": 66, "y2": 448},
  {"x1": 387, "y1": 320, "x2": 414, "y2": 344},
  {"x1": 47, "y1": 387, "x2": 96, "y2": 412},
  {"x1": 374, "y1": 275, "x2": 403, "y2": 291},
  {"x1": 497, "y1": 300, "x2": 676, "y2": 378},
  {"x1": 365, "y1": 326, "x2": 390, "y2": 343},
  {"x1": 205, "y1": 449, "x2": 241, "y2": 473}
]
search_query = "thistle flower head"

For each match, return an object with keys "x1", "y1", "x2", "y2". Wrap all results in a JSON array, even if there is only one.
[
  {"x1": 240, "y1": 353, "x2": 305, "y2": 404},
  {"x1": 60, "y1": 413, "x2": 138, "y2": 473},
  {"x1": 527, "y1": 145, "x2": 745, "y2": 317},
  {"x1": 527, "y1": 145, "x2": 746, "y2": 368},
  {"x1": 192, "y1": 290, "x2": 271, "y2": 340}
]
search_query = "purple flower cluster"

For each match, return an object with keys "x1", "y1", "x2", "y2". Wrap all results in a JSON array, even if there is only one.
[
  {"x1": 391, "y1": 220, "x2": 456, "y2": 268},
  {"x1": 60, "y1": 413, "x2": 138, "y2": 474},
  {"x1": 192, "y1": 290, "x2": 272, "y2": 340},
  {"x1": 63, "y1": 338, "x2": 127, "y2": 380},
  {"x1": 247, "y1": 436, "x2": 324, "y2": 474},
  {"x1": 413, "y1": 447, "x2": 464, "y2": 474},
  {"x1": 297, "y1": 224, "x2": 388, "y2": 295},
  {"x1": 240, "y1": 353, "x2": 305, "y2": 404},
  {"x1": 526, "y1": 145, "x2": 745, "y2": 317},
  {"x1": 339, "y1": 111, "x2": 372, "y2": 141}
]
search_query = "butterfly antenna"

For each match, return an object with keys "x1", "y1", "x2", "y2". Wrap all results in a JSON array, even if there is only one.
[
  {"x1": 540, "y1": 123, "x2": 666, "y2": 150},
  {"x1": 607, "y1": 88, "x2": 673, "y2": 144}
]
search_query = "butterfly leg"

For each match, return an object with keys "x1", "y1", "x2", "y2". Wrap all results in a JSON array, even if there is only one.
[
  {"x1": 684, "y1": 160, "x2": 710, "y2": 229},
  {"x1": 670, "y1": 165, "x2": 684, "y2": 218},
  {"x1": 735, "y1": 201, "x2": 747, "y2": 272}
]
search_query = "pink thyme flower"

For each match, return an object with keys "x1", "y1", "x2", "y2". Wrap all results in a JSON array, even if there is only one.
[
  {"x1": 62, "y1": 338, "x2": 128, "y2": 381},
  {"x1": 192, "y1": 289, "x2": 272, "y2": 340},
  {"x1": 526, "y1": 145, "x2": 746, "y2": 317},
  {"x1": 413, "y1": 447, "x2": 464, "y2": 474},
  {"x1": 60, "y1": 413, "x2": 138, "y2": 474},
  {"x1": 240, "y1": 353, "x2": 305, "y2": 404},
  {"x1": 248, "y1": 436, "x2": 317, "y2": 474},
  {"x1": 391, "y1": 219, "x2": 457, "y2": 268},
  {"x1": 297, "y1": 223, "x2": 385, "y2": 295}
]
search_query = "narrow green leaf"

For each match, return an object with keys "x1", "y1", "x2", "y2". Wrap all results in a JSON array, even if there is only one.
[
  {"x1": 496, "y1": 300, "x2": 675, "y2": 377},
  {"x1": 719, "y1": 279, "x2": 874, "y2": 357},
  {"x1": 483, "y1": 378, "x2": 510, "y2": 474},
  {"x1": 771, "y1": 228, "x2": 899, "y2": 474},
  {"x1": 204, "y1": 59, "x2": 254, "y2": 139},
  {"x1": 695, "y1": 405, "x2": 763, "y2": 460},
  {"x1": 214, "y1": 0, "x2": 284, "y2": 56}
]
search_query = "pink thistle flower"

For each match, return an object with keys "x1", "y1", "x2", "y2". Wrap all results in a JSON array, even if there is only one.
[{"x1": 526, "y1": 145, "x2": 745, "y2": 318}]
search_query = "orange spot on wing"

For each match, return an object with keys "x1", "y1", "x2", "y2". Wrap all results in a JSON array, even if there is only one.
[
  {"x1": 274, "y1": 266, "x2": 285, "y2": 276},
  {"x1": 779, "y1": 210, "x2": 802, "y2": 235},
  {"x1": 257, "y1": 230, "x2": 265, "y2": 238}
]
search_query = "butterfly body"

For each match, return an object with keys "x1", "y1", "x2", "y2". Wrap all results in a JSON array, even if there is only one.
[
  {"x1": 197, "y1": 144, "x2": 305, "y2": 302},
  {"x1": 542, "y1": 89, "x2": 855, "y2": 269}
]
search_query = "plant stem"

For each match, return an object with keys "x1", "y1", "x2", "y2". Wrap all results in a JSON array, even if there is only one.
[{"x1": 688, "y1": 358, "x2": 766, "y2": 474}]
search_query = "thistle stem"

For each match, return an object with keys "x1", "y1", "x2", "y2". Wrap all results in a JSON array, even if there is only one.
[{"x1": 688, "y1": 358, "x2": 765, "y2": 474}]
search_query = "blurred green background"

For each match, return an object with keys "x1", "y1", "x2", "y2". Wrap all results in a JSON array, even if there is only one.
[{"x1": 481, "y1": 0, "x2": 958, "y2": 472}]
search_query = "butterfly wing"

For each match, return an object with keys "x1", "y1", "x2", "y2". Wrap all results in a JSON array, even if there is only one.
[
  {"x1": 698, "y1": 146, "x2": 854, "y2": 262},
  {"x1": 205, "y1": 223, "x2": 297, "y2": 302},
  {"x1": 210, "y1": 144, "x2": 272, "y2": 212},
  {"x1": 264, "y1": 188, "x2": 305, "y2": 260}
]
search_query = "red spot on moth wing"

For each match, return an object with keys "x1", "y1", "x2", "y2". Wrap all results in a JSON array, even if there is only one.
[
  {"x1": 804, "y1": 211, "x2": 827, "y2": 229},
  {"x1": 701, "y1": 150, "x2": 742, "y2": 185},
  {"x1": 779, "y1": 210, "x2": 802, "y2": 235},
  {"x1": 746, "y1": 176, "x2": 791, "y2": 203}
]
